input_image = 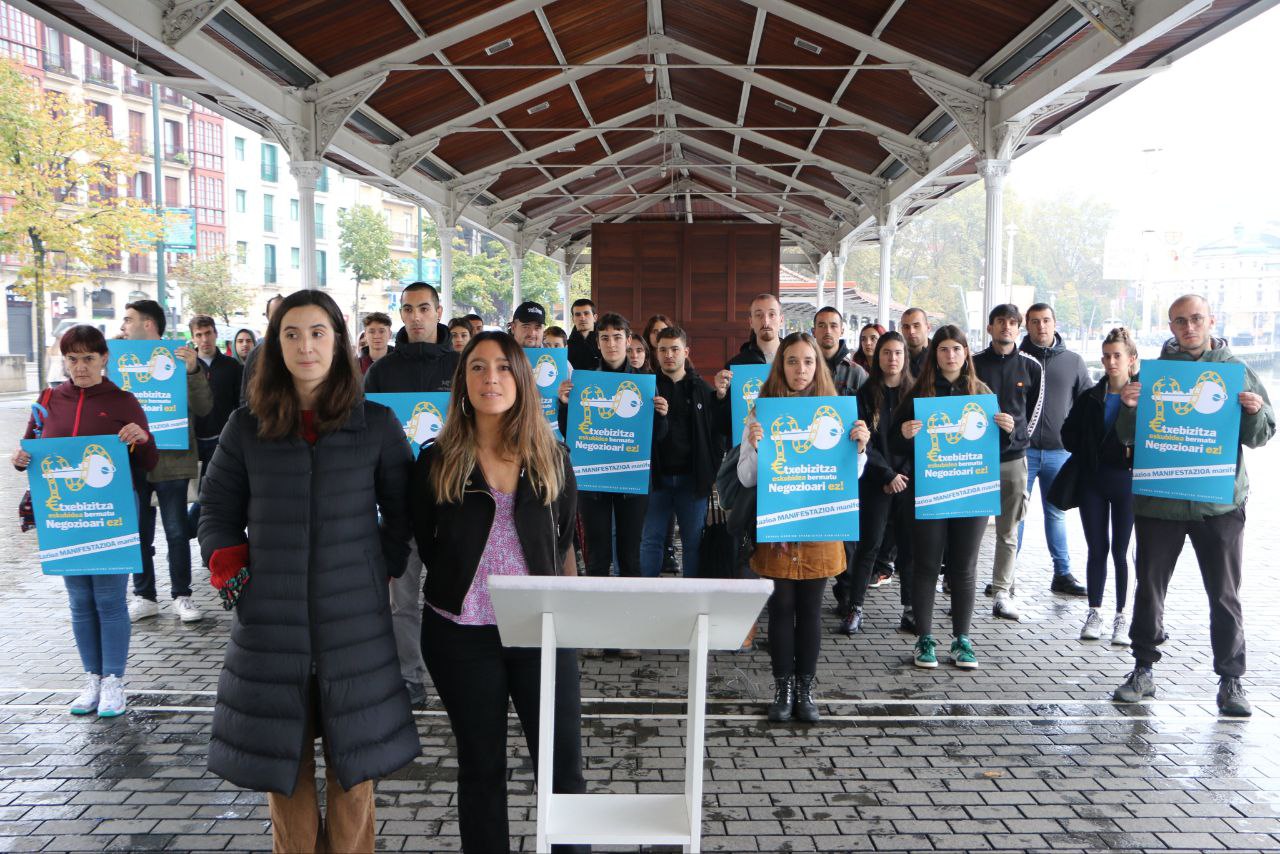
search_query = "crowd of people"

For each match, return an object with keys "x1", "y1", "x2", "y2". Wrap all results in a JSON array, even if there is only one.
[{"x1": 11, "y1": 284, "x2": 1274, "y2": 853}]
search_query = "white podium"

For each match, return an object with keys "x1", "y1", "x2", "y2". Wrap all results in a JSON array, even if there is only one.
[{"x1": 489, "y1": 575, "x2": 773, "y2": 853}]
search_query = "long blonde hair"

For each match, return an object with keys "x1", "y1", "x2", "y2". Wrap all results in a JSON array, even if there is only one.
[
  {"x1": 759, "y1": 332, "x2": 837, "y2": 398},
  {"x1": 429, "y1": 331, "x2": 565, "y2": 505}
]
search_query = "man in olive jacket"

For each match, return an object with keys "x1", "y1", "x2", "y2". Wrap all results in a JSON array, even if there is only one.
[
  {"x1": 120, "y1": 300, "x2": 213, "y2": 624},
  {"x1": 1112, "y1": 295, "x2": 1274, "y2": 717}
]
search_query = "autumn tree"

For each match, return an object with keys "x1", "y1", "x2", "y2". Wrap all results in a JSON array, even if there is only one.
[
  {"x1": 338, "y1": 204, "x2": 400, "y2": 334},
  {"x1": 171, "y1": 250, "x2": 251, "y2": 325},
  {"x1": 0, "y1": 59, "x2": 160, "y2": 386}
]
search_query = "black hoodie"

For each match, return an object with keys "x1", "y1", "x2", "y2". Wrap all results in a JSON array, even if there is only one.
[
  {"x1": 567, "y1": 328, "x2": 600, "y2": 372},
  {"x1": 1018, "y1": 332, "x2": 1091, "y2": 451},
  {"x1": 363, "y1": 324, "x2": 458, "y2": 393},
  {"x1": 824, "y1": 340, "x2": 869, "y2": 396},
  {"x1": 725, "y1": 333, "x2": 770, "y2": 368},
  {"x1": 973, "y1": 344, "x2": 1044, "y2": 462}
]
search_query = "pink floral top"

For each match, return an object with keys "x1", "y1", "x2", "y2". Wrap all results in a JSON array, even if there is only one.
[{"x1": 431, "y1": 488, "x2": 528, "y2": 626}]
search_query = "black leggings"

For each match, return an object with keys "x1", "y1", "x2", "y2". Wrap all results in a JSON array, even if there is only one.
[
  {"x1": 1078, "y1": 464, "x2": 1134, "y2": 610},
  {"x1": 849, "y1": 487, "x2": 915, "y2": 609},
  {"x1": 912, "y1": 515, "x2": 986, "y2": 639},
  {"x1": 767, "y1": 578, "x2": 826, "y2": 678}
]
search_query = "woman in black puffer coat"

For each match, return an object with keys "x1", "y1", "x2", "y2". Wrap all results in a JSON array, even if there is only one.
[{"x1": 198, "y1": 289, "x2": 418, "y2": 853}]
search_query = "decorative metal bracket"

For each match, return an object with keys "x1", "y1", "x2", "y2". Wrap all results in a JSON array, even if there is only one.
[
  {"x1": 512, "y1": 224, "x2": 545, "y2": 260},
  {"x1": 390, "y1": 137, "x2": 441, "y2": 179},
  {"x1": 310, "y1": 73, "x2": 388, "y2": 155},
  {"x1": 1066, "y1": 0, "x2": 1135, "y2": 44},
  {"x1": 162, "y1": 0, "x2": 231, "y2": 46},
  {"x1": 440, "y1": 177, "x2": 497, "y2": 230},
  {"x1": 486, "y1": 201, "x2": 522, "y2": 232},
  {"x1": 911, "y1": 71, "x2": 988, "y2": 153},
  {"x1": 877, "y1": 138, "x2": 931, "y2": 177},
  {"x1": 221, "y1": 97, "x2": 313, "y2": 161},
  {"x1": 832, "y1": 174, "x2": 884, "y2": 214},
  {"x1": 991, "y1": 91, "x2": 1088, "y2": 159}
]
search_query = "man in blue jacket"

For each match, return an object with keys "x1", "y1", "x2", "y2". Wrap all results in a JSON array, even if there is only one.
[{"x1": 1112, "y1": 295, "x2": 1273, "y2": 717}]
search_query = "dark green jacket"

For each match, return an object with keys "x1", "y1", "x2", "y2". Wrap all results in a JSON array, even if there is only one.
[{"x1": 1114, "y1": 337, "x2": 1274, "y2": 520}]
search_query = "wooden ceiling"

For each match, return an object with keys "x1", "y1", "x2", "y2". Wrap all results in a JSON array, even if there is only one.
[{"x1": 24, "y1": 0, "x2": 1270, "y2": 258}]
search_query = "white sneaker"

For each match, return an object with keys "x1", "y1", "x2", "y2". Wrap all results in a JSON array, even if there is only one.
[
  {"x1": 98, "y1": 675, "x2": 126, "y2": 718},
  {"x1": 1080, "y1": 608, "x2": 1103, "y2": 640},
  {"x1": 128, "y1": 597, "x2": 160, "y2": 622},
  {"x1": 69, "y1": 673, "x2": 100, "y2": 716},
  {"x1": 1111, "y1": 612, "x2": 1129, "y2": 646},
  {"x1": 992, "y1": 592, "x2": 1021, "y2": 621},
  {"x1": 173, "y1": 596, "x2": 204, "y2": 623}
]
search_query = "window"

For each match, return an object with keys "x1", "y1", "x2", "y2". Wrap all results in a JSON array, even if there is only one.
[
  {"x1": 314, "y1": 203, "x2": 325, "y2": 239},
  {"x1": 234, "y1": 137, "x2": 245, "y2": 161},
  {"x1": 290, "y1": 199, "x2": 299, "y2": 222},
  {"x1": 163, "y1": 119, "x2": 183, "y2": 160},
  {"x1": 198, "y1": 229, "x2": 225, "y2": 257},
  {"x1": 261, "y1": 143, "x2": 278, "y2": 182},
  {"x1": 164, "y1": 176, "x2": 180, "y2": 206},
  {"x1": 316, "y1": 167, "x2": 329, "y2": 193},
  {"x1": 316, "y1": 250, "x2": 327, "y2": 288},
  {"x1": 235, "y1": 241, "x2": 248, "y2": 265},
  {"x1": 127, "y1": 110, "x2": 145, "y2": 155},
  {"x1": 123, "y1": 68, "x2": 149, "y2": 97},
  {"x1": 191, "y1": 118, "x2": 223, "y2": 170},
  {"x1": 291, "y1": 247, "x2": 300, "y2": 269},
  {"x1": 235, "y1": 189, "x2": 246, "y2": 213},
  {"x1": 42, "y1": 26, "x2": 68, "y2": 74},
  {"x1": 130, "y1": 172, "x2": 151, "y2": 203},
  {"x1": 263, "y1": 194, "x2": 275, "y2": 232},
  {"x1": 83, "y1": 47, "x2": 113, "y2": 85},
  {"x1": 264, "y1": 244, "x2": 277, "y2": 284},
  {"x1": 0, "y1": 8, "x2": 40, "y2": 67},
  {"x1": 193, "y1": 175, "x2": 224, "y2": 226},
  {"x1": 87, "y1": 101, "x2": 111, "y2": 132}
]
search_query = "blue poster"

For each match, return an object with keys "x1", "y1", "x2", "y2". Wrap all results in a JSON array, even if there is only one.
[
  {"x1": 524, "y1": 347, "x2": 571, "y2": 431},
  {"x1": 566, "y1": 370, "x2": 656, "y2": 494},
  {"x1": 1132, "y1": 360, "x2": 1244, "y2": 503},
  {"x1": 730, "y1": 364, "x2": 771, "y2": 445},
  {"x1": 754, "y1": 396, "x2": 860, "y2": 543},
  {"x1": 20, "y1": 435, "x2": 142, "y2": 576},
  {"x1": 105, "y1": 340, "x2": 189, "y2": 450},
  {"x1": 913, "y1": 395, "x2": 1000, "y2": 519},
  {"x1": 366, "y1": 392, "x2": 451, "y2": 457}
]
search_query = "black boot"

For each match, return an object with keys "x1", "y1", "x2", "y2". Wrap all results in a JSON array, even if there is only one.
[
  {"x1": 838, "y1": 606, "x2": 863, "y2": 635},
  {"x1": 794, "y1": 674, "x2": 819, "y2": 723},
  {"x1": 768, "y1": 676, "x2": 794, "y2": 722}
]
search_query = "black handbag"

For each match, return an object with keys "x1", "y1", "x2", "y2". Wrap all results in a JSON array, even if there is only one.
[
  {"x1": 697, "y1": 488, "x2": 736, "y2": 579},
  {"x1": 18, "y1": 388, "x2": 54, "y2": 532},
  {"x1": 1046, "y1": 454, "x2": 1083, "y2": 512}
]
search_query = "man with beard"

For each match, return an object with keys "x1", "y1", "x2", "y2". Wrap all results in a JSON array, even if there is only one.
[
  {"x1": 900, "y1": 307, "x2": 931, "y2": 377},
  {"x1": 813, "y1": 306, "x2": 869, "y2": 395}
]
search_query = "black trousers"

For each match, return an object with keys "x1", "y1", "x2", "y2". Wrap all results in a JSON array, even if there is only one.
[
  {"x1": 422, "y1": 608, "x2": 587, "y2": 854},
  {"x1": 844, "y1": 486, "x2": 915, "y2": 611},
  {"x1": 1078, "y1": 464, "x2": 1134, "y2": 610},
  {"x1": 1131, "y1": 507, "x2": 1247, "y2": 677},
  {"x1": 578, "y1": 491, "x2": 648, "y2": 577},
  {"x1": 912, "y1": 515, "x2": 986, "y2": 639},
  {"x1": 767, "y1": 578, "x2": 826, "y2": 678}
]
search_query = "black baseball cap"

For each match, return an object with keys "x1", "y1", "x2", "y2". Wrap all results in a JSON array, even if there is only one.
[{"x1": 513, "y1": 301, "x2": 547, "y2": 325}]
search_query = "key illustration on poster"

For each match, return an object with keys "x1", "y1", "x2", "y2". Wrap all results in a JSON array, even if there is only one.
[
  {"x1": 566, "y1": 370, "x2": 655, "y2": 494},
  {"x1": 524, "y1": 347, "x2": 571, "y2": 430},
  {"x1": 1133, "y1": 360, "x2": 1243, "y2": 503},
  {"x1": 21, "y1": 435, "x2": 142, "y2": 576},
  {"x1": 105, "y1": 340, "x2": 189, "y2": 450},
  {"x1": 730, "y1": 364, "x2": 770, "y2": 444},
  {"x1": 913, "y1": 394, "x2": 1000, "y2": 519},
  {"x1": 755, "y1": 396, "x2": 859, "y2": 542},
  {"x1": 367, "y1": 393, "x2": 451, "y2": 456}
]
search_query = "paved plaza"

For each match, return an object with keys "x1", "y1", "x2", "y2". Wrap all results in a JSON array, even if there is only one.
[{"x1": 1, "y1": 398, "x2": 1278, "y2": 853}]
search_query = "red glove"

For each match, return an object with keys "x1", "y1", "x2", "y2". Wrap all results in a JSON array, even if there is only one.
[{"x1": 210, "y1": 544, "x2": 250, "y2": 610}]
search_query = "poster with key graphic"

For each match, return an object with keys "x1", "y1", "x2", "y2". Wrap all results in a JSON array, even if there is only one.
[
  {"x1": 1132, "y1": 359, "x2": 1243, "y2": 503},
  {"x1": 366, "y1": 393, "x2": 451, "y2": 457},
  {"x1": 913, "y1": 394, "x2": 1000, "y2": 519},
  {"x1": 566, "y1": 370, "x2": 655, "y2": 494},
  {"x1": 755, "y1": 396, "x2": 860, "y2": 542},
  {"x1": 730, "y1": 364, "x2": 771, "y2": 446},
  {"x1": 21, "y1": 435, "x2": 142, "y2": 576},
  {"x1": 105, "y1": 340, "x2": 189, "y2": 450},
  {"x1": 523, "y1": 347, "x2": 571, "y2": 431}
]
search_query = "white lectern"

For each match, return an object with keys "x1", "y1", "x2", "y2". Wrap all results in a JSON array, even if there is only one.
[{"x1": 489, "y1": 575, "x2": 772, "y2": 853}]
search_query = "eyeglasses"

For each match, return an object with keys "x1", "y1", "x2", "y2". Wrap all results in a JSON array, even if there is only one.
[{"x1": 1170, "y1": 314, "x2": 1207, "y2": 329}]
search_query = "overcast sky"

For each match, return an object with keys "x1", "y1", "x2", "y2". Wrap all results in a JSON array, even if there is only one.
[{"x1": 1010, "y1": 4, "x2": 1280, "y2": 246}]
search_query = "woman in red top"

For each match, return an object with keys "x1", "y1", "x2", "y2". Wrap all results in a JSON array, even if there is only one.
[{"x1": 12, "y1": 326, "x2": 157, "y2": 718}]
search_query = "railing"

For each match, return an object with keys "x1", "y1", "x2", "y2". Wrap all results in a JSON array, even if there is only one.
[
  {"x1": 42, "y1": 57, "x2": 72, "y2": 76},
  {"x1": 84, "y1": 71, "x2": 115, "y2": 88},
  {"x1": 263, "y1": 214, "x2": 276, "y2": 233},
  {"x1": 123, "y1": 77, "x2": 151, "y2": 97},
  {"x1": 261, "y1": 162, "x2": 278, "y2": 182},
  {"x1": 164, "y1": 148, "x2": 190, "y2": 165},
  {"x1": 264, "y1": 264, "x2": 277, "y2": 284},
  {"x1": 314, "y1": 222, "x2": 326, "y2": 240},
  {"x1": 160, "y1": 87, "x2": 185, "y2": 107}
]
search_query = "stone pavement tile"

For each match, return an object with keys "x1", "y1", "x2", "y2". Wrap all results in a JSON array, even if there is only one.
[{"x1": 0, "y1": 839, "x2": 50, "y2": 853}]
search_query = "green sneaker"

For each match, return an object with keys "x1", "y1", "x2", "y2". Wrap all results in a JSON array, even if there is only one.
[
  {"x1": 950, "y1": 635, "x2": 978, "y2": 670},
  {"x1": 913, "y1": 635, "x2": 938, "y2": 669}
]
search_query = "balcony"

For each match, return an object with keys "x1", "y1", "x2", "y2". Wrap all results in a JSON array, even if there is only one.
[
  {"x1": 264, "y1": 265, "x2": 277, "y2": 284},
  {"x1": 123, "y1": 77, "x2": 151, "y2": 98},
  {"x1": 160, "y1": 88, "x2": 186, "y2": 107},
  {"x1": 163, "y1": 148, "x2": 191, "y2": 166},
  {"x1": 42, "y1": 56, "x2": 73, "y2": 77},
  {"x1": 261, "y1": 162, "x2": 278, "y2": 183},
  {"x1": 390, "y1": 231, "x2": 418, "y2": 251},
  {"x1": 314, "y1": 222, "x2": 326, "y2": 240},
  {"x1": 263, "y1": 214, "x2": 276, "y2": 233},
  {"x1": 84, "y1": 72, "x2": 115, "y2": 90}
]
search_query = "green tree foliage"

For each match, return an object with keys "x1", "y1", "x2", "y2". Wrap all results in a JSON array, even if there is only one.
[
  {"x1": 171, "y1": 250, "x2": 251, "y2": 324},
  {"x1": 0, "y1": 59, "x2": 160, "y2": 385},
  {"x1": 338, "y1": 204, "x2": 400, "y2": 329}
]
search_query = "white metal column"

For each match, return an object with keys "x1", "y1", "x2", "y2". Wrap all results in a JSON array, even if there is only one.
[
  {"x1": 559, "y1": 262, "x2": 571, "y2": 325},
  {"x1": 290, "y1": 161, "x2": 322, "y2": 290},
  {"x1": 431, "y1": 206, "x2": 455, "y2": 319},
  {"x1": 511, "y1": 254, "x2": 524, "y2": 311},
  {"x1": 835, "y1": 248, "x2": 847, "y2": 320},
  {"x1": 877, "y1": 223, "x2": 896, "y2": 328},
  {"x1": 977, "y1": 158, "x2": 1010, "y2": 343},
  {"x1": 815, "y1": 253, "x2": 829, "y2": 309}
]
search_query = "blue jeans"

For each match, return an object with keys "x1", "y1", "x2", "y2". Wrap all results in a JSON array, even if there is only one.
[
  {"x1": 186, "y1": 437, "x2": 219, "y2": 536},
  {"x1": 639, "y1": 474, "x2": 706, "y2": 578},
  {"x1": 135, "y1": 478, "x2": 193, "y2": 601},
  {"x1": 65, "y1": 574, "x2": 130, "y2": 677},
  {"x1": 1018, "y1": 447, "x2": 1072, "y2": 576}
]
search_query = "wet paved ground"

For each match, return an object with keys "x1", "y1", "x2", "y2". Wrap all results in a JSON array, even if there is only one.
[{"x1": 1, "y1": 395, "x2": 1279, "y2": 853}]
